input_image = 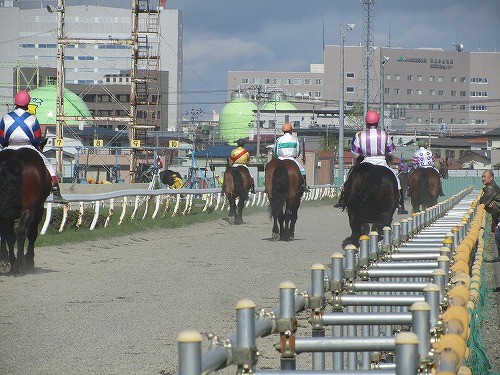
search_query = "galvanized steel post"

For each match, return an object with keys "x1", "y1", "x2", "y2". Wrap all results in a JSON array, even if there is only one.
[{"x1": 177, "y1": 330, "x2": 202, "y2": 375}]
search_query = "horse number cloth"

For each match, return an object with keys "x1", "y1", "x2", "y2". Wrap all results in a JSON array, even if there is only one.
[{"x1": 412, "y1": 147, "x2": 435, "y2": 168}]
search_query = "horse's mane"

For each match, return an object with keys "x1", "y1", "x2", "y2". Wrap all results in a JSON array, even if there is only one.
[{"x1": 0, "y1": 156, "x2": 23, "y2": 217}]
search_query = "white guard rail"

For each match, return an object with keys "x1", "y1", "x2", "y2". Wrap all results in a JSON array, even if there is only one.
[{"x1": 41, "y1": 185, "x2": 340, "y2": 234}]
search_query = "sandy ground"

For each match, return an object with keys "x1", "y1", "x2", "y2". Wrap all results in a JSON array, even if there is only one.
[{"x1": 1, "y1": 202, "x2": 498, "y2": 374}]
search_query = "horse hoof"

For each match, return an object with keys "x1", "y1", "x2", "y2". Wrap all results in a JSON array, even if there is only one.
[
  {"x1": 287, "y1": 235, "x2": 294, "y2": 241},
  {"x1": 226, "y1": 216, "x2": 235, "y2": 224},
  {"x1": 272, "y1": 232, "x2": 280, "y2": 241},
  {"x1": 0, "y1": 261, "x2": 11, "y2": 274}
]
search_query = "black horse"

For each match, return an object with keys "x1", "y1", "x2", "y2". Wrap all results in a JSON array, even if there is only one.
[
  {"x1": 265, "y1": 158, "x2": 304, "y2": 241},
  {"x1": 342, "y1": 163, "x2": 399, "y2": 248},
  {"x1": 222, "y1": 165, "x2": 252, "y2": 224},
  {"x1": 408, "y1": 160, "x2": 448, "y2": 213},
  {"x1": 0, "y1": 141, "x2": 52, "y2": 275}
]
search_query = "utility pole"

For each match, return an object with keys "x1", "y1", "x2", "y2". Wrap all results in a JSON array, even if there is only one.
[{"x1": 339, "y1": 23, "x2": 355, "y2": 182}]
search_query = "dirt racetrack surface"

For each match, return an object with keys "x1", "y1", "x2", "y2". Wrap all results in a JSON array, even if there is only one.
[{"x1": 1, "y1": 203, "x2": 498, "y2": 374}]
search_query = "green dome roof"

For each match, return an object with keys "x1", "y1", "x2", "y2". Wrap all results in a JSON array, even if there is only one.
[
  {"x1": 219, "y1": 98, "x2": 257, "y2": 143},
  {"x1": 28, "y1": 85, "x2": 92, "y2": 127},
  {"x1": 260, "y1": 101, "x2": 297, "y2": 111}
]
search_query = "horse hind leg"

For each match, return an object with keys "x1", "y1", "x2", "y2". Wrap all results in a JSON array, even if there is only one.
[
  {"x1": 14, "y1": 210, "x2": 35, "y2": 275},
  {"x1": 25, "y1": 208, "x2": 44, "y2": 271},
  {"x1": 235, "y1": 197, "x2": 245, "y2": 225},
  {"x1": 272, "y1": 214, "x2": 280, "y2": 241},
  {"x1": 0, "y1": 220, "x2": 16, "y2": 274}
]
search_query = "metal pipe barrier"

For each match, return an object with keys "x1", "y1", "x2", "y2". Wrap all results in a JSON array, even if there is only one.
[
  {"x1": 175, "y1": 187, "x2": 492, "y2": 375},
  {"x1": 40, "y1": 184, "x2": 339, "y2": 234}
]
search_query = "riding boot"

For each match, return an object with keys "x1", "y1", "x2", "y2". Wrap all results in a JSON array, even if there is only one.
[
  {"x1": 397, "y1": 189, "x2": 408, "y2": 214},
  {"x1": 334, "y1": 188, "x2": 345, "y2": 208},
  {"x1": 302, "y1": 174, "x2": 310, "y2": 192},
  {"x1": 52, "y1": 183, "x2": 68, "y2": 204}
]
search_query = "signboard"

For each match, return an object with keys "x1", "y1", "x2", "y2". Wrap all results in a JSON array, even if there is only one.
[
  {"x1": 93, "y1": 139, "x2": 103, "y2": 147},
  {"x1": 169, "y1": 140, "x2": 179, "y2": 148},
  {"x1": 130, "y1": 139, "x2": 141, "y2": 148}
]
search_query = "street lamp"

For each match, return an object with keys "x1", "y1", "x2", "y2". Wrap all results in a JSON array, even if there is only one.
[
  {"x1": 339, "y1": 23, "x2": 355, "y2": 182},
  {"x1": 380, "y1": 56, "x2": 390, "y2": 131}
]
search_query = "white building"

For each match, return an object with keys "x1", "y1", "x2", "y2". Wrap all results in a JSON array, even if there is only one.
[{"x1": 0, "y1": 1, "x2": 183, "y2": 131}]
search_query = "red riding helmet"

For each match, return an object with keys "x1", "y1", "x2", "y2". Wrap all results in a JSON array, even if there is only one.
[
  {"x1": 14, "y1": 90, "x2": 31, "y2": 107},
  {"x1": 365, "y1": 110, "x2": 380, "y2": 127}
]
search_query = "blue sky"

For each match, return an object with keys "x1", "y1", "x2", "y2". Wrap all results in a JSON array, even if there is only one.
[{"x1": 42, "y1": 1, "x2": 500, "y2": 116}]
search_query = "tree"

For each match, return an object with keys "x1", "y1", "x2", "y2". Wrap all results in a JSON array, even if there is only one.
[
  {"x1": 320, "y1": 133, "x2": 339, "y2": 152},
  {"x1": 345, "y1": 102, "x2": 364, "y2": 130}
]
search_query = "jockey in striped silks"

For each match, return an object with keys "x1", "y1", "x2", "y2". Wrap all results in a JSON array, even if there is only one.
[{"x1": 351, "y1": 110, "x2": 408, "y2": 214}]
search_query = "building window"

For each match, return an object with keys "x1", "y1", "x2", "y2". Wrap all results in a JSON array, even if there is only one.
[
  {"x1": 407, "y1": 75, "x2": 413, "y2": 81},
  {"x1": 438, "y1": 118, "x2": 444, "y2": 123},
  {"x1": 417, "y1": 75, "x2": 422, "y2": 81},
  {"x1": 451, "y1": 77, "x2": 457, "y2": 83},
  {"x1": 438, "y1": 90, "x2": 444, "y2": 96},
  {"x1": 385, "y1": 74, "x2": 391, "y2": 80},
  {"x1": 384, "y1": 88, "x2": 390, "y2": 94},
  {"x1": 429, "y1": 76, "x2": 434, "y2": 82},
  {"x1": 346, "y1": 72, "x2": 355, "y2": 78},
  {"x1": 460, "y1": 91, "x2": 466, "y2": 97},
  {"x1": 315, "y1": 78, "x2": 323, "y2": 85},
  {"x1": 416, "y1": 89, "x2": 422, "y2": 95},
  {"x1": 273, "y1": 78, "x2": 281, "y2": 85},
  {"x1": 253, "y1": 77, "x2": 260, "y2": 84},
  {"x1": 460, "y1": 104, "x2": 466, "y2": 110},
  {"x1": 417, "y1": 117, "x2": 422, "y2": 123},
  {"x1": 430, "y1": 90, "x2": 435, "y2": 96},
  {"x1": 451, "y1": 90, "x2": 457, "y2": 96},
  {"x1": 438, "y1": 76, "x2": 444, "y2": 82},
  {"x1": 305, "y1": 91, "x2": 312, "y2": 98},
  {"x1": 450, "y1": 118, "x2": 456, "y2": 124},
  {"x1": 460, "y1": 77, "x2": 466, "y2": 83},
  {"x1": 294, "y1": 78, "x2": 302, "y2": 85},
  {"x1": 283, "y1": 78, "x2": 292, "y2": 85},
  {"x1": 437, "y1": 104, "x2": 443, "y2": 109},
  {"x1": 304, "y1": 78, "x2": 312, "y2": 85},
  {"x1": 407, "y1": 89, "x2": 413, "y2": 95},
  {"x1": 264, "y1": 78, "x2": 270, "y2": 84},
  {"x1": 242, "y1": 78, "x2": 249, "y2": 84},
  {"x1": 314, "y1": 91, "x2": 323, "y2": 98},
  {"x1": 395, "y1": 74, "x2": 400, "y2": 80},
  {"x1": 394, "y1": 88, "x2": 400, "y2": 95},
  {"x1": 346, "y1": 86, "x2": 355, "y2": 93}
]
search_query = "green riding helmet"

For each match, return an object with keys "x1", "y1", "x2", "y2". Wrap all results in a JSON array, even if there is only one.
[{"x1": 418, "y1": 139, "x2": 427, "y2": 147}]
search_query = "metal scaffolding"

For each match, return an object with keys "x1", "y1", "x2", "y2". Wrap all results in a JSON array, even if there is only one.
[{"x1": 54, "y1": 0, "x2": 160, "y2": 181}]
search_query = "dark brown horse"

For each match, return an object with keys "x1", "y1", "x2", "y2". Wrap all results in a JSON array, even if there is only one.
[
  {"x1": 265, "y1": 158, "x2": 304, "y2": 241},
  {"x1": 0, "y1": 142, "x2": 52, "y2": 275},
  {"x1": 342, "y1": 163, "x2": 399, "y2": 248},
  {"x1": 222, "y1": 165, "x2": 252, "y2": 224},
  {"x1": 408, "y1": 160, "x2": 448, "y2": 213}
]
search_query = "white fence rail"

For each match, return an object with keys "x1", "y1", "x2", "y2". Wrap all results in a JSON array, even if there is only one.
[{"x1": 41, "y1": 185, "x2": 340, "y2": 234}]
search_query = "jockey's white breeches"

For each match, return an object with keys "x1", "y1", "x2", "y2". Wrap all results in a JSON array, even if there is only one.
[
  {"x1": 5, "y1": 144, "x2": 56, "y2": 177},
  {"x1": 232, "y1": 163, "x2": 254, "y2": 179},
  {"x1": 278, "y1": 157, "x2": 306, "y2": 175},
  {"x1": 362, "y1": 155, "x2": 401, "y2": 190}
]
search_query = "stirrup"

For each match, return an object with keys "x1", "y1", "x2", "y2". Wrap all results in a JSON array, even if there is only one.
[{"x1": 52, "y1": 192, "x2": 68, "y2": 204}]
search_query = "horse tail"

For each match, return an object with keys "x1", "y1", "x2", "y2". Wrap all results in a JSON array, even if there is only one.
[
  {"x1": 0, "y1": 157, "x2": 23, "y2": 217},
  {"x1": 418, "y1": 171, "x2": 432, "y2": 204},
  {"x1": 231, "y1": 168, "x2": 246, "y2": 199},
  {"x1": 270, "y1": 166, "x2": 289, "y2": 218},
  {"x1": 350, "y1": 167, "x2": 382, "y2": 211}
]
